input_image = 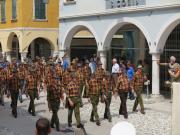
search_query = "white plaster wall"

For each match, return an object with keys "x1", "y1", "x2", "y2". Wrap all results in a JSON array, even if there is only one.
[
  {"x1": 146, "y1": 0, "x2": 180, "y2": 7},
  {"x1": 59, "y1": 5, "x2": 180, "y2": 53},
  {"x1": 60, "y1": 0, "x2": 106, "y2": 18}
]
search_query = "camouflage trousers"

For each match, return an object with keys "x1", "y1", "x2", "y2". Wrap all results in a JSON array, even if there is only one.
[
  {"x1": 28, "y1": 90, "x2": 36, "y2": 114},
  {"x1": 104, "y1": 91, "x2": 112, "y2": 121},
  {"x1": 10, "y1": 90, "x2": 19, "y2": 116},
  {"x1": 133, "y1": 87, "x2": 144, "y2": 112},
  {"x1": 68, "y1": 97, "x2": 81, "y2": 126},
  {"x1": 0, "y1": 85, "x2": 6, "y2": 106},
  {"x1": 90, "y1": 95, "x2": 100, "y2": 121},
  {"x1": 49, "y1": 100, "x2": 60, "y2": 129}
]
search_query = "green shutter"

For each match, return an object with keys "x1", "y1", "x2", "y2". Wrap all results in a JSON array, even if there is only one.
[
  {"x1": 12, "y1": 0, "x2": 17, "y2": 20},
  {"x1": 1, "y1": 0, "x2": 6, "y2": 22},
  {"x1": 35, "y1": 0, "x2": 46, "y2": 19}
]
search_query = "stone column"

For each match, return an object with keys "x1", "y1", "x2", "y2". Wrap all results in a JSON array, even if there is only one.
[
  {"x1": 21, "y1": 52, "x2": 28, "y2": 62},
  {"x1": 51, "y1": 50, "x2": 59, "y2": 57},
  {"x1": 6, "y1": 52, "x2": 11, "y2": 62},
  {"x1": 151, "y1": 53, "x2": 160, "y2": 95},
  {"x1": 59, "y1": 49, "x2": 66, "y2": 58},
  {"x1": 98, "y1": 50, "x2": 107, "y2": 70},
  {"x1": 1, "y1": 52, "x2": 6, "y2": 60}
]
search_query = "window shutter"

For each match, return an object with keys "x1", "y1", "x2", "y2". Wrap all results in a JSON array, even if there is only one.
[
  {"x1": 35, "y1": 0, "x2": 46, "y2": 19},
  {"x1": 12, "y1": 0, "x2": 17, "y2": 20},
  {"x1": 1, "y1": 0, "x2": 6, "y2": 22}
]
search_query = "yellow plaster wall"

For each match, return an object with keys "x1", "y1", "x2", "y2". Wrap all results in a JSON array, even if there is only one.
[
  {"x1": 0, "y1": 0, "x2": 59, "y2": 29},
  {"x1": 0, "y1": 0, "x2": 22, "y2": 29}
]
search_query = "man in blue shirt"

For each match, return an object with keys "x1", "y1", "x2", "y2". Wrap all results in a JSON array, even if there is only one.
[{"x1": 126, "y1": 62, "x2": 135, "y2": 100}]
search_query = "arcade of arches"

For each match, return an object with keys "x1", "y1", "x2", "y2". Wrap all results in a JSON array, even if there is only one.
[
  {"x1": 61, "y1": 22, "x2": 180, "y2": 96},
  {"x1": 0, "y1": 29, "x2": 58, "y2": 62}
]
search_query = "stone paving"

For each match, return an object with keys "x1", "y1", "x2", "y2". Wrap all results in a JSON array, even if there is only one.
[{"x1": 0, "y1": 92, "x2": 171, "y2": 135}]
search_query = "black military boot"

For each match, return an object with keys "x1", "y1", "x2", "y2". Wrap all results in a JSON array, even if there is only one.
[
  {"x1": 68, "y1": 123, "x2": 72, "y2": 127},
  {"x1": 96, "y1": 120, "x2": 101, "y2": 126},
  {"x1": 32, "y1": 112, "x2": 36, "y2": 116},
  {"x1": 51, "y1": 123, "x2": 55, "y2": 128},
  {"x1": 77, "y1": 123, "x2": 84, "y2": 128},
  {"x1": 90, "y1": 118, "x2": 95, "y2": 122},
  {"x1": 104, "y1": 112, "x2": 108, "y2": 119}
]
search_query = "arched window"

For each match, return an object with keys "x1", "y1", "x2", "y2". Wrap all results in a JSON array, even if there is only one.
[{"x1": 34, "y1": 0, "x2": 46, "y2": 20}]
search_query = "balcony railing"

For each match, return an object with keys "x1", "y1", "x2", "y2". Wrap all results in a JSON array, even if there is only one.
[{"x1": 106, "y1": 0, "x2": 146, "y2": 9}]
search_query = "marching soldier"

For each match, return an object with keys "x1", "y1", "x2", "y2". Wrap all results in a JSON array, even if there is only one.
[
  {"x1": 26, "y1": 68, "x2": 38, "y2": 116},
  {"x1": 0, "y1": 65, "x2": 7, "y2": 106},
  {"x1": 101, "y1": 72, "x2": 112, "y2": 122},
  {"x1": 17, "y1": 64, "x2": 25, "y2": 103},
  {"x1": 95, "y1": 62, "x2": 106, "y2": 90},
  {"x1": 87, "y1": 73, "x2": 101, "y2": 126},
  {"x1": 82, "y1": 60, "x2": 91, "y2": 98},
  {"x1": 55, "y1": 64, "x2": 63, "y2": 81},
  {"x1": 66, "y1": 73, "x2": 83, "y2": 128},
  {"x1": 75, "y1": 63, "x2": 84, "y2": 107},
  {"x1": 47, "y1": 76, "x2": 62, "y2": 131},
  {"x1": 9, "y1": 69, "x2": 20, "y2": 118},
  {"x1": 132, "y1": 65, "x2": 145, "y2": 114},
  {"x1": 115, "y1": 69, "x2": 129, "y2": 119}
]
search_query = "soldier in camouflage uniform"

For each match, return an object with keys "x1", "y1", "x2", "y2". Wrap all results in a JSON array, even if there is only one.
[
  {"x1": 47, "y1": 76, "x2": 62, "y2": 131},
  {"x1": 132, "y1": 65, "x2": 145, "y2": 114},
  {"x1": 82, "y1": 60, "x2": 91, "y2": 98},
  {"x1": 66, "y1": 73, "x2": 83, "y2": 128},
  {"x1": 9, "y1": 69, "x2": 20, "y2": 118},
  {"x1": 75, "y1": 63, "x2": 84, "y2": 107},
  {"x1": 26, "y1": 68, "x2": 38, "y2": 116},
  {"x1": 101, "y1": 72, "x2": 112, "y2": 122},
  {"x1": 87, "y1": 73, "x2": 101, "y2": 126},
  {"x1": 115, "y1": 69, "x2": 129, "y2": 119},
  {"x1": 17, "y1": 64, "x2": 25, "y2": 103},
  {"x1": 0, "y1": 65, "x2": 7, "y2": 106},
  {"x1": 95, "y1": 62, "x2": 106, "y2": 90}
]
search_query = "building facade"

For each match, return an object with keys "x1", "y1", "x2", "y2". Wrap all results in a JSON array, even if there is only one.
[
  {"x1": 0, "y1": 0, "x2": 59, "y2": 62},
  {"x1": 59, "y1": 0, "x2": 180, "y2": 96}
]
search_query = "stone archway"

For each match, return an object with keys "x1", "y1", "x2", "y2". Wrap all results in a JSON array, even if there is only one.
[
  {"x1": 102, "y1": 18, "x2": 151, "y2": 50},
  {"x1": 62, "y1": 22, "x2": 99, "y2": 51},
  {"x1": 62, "y1": 23, "x2": 99, "y2": 62},
  {"x1": 27, "y1": 38, "x2": 53, "y2": 60},
  {"x1": 7, "y1": 32, "x2": 20, "y2": 60},
  {"x1": 156, "y1": 13, "x2": 180, "y2": 52},
  {"x1": 103, "y1": 20, "x2": 150, "y2": 68}
]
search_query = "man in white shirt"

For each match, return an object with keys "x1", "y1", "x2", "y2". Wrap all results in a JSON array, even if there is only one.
[
  {"x1": 112, "y1": 58, "x2": 120, "y2": 74},
  {"x1": 111, "y1": 58, "x2": 120, "y2": 91}
]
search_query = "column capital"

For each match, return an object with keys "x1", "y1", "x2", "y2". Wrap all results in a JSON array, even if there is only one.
[
  {"x1": 97, "y1": 50, "x2": 107, "y2": 57},
  {"x1": 20, "y1": 52, "x2": 28, "y2": 62},
  {"x1": 51, "y1": 50, "x2": 59, "y2": 57}
]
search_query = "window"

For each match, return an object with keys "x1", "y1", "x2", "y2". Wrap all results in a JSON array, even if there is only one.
[
  {"x1": 34, "y1": 0, "x2": 46, "y2": 20},
  {"x1": 12, "y1": 0, "x2": 17, "y2": 20},
  {"x1": 0, "y1": 0, "x2": 6, "y2": 22}
]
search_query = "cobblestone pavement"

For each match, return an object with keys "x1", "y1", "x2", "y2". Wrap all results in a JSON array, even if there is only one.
[{"x1": 0, "y1": 92, "x2": 171, "y2": 135}]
